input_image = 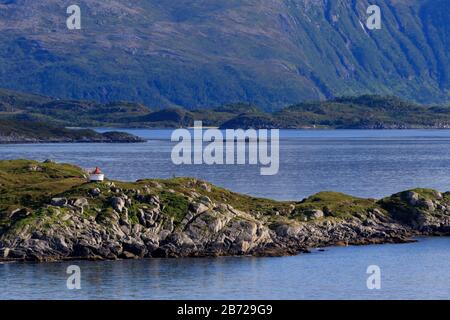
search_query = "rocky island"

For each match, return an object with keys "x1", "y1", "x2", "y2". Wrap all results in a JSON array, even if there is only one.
[
  {"x1": 0, "y1": 160, "x2": 449, "y2": 262},
  {"x1": 0, "y1": 119, "x2": 145, "y2": 144}
]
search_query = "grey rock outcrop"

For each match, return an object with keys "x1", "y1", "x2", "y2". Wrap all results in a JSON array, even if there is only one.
[
  {"x1": 51, "y1": 198, "x2": 68, "y2": 207},
  {"x1": 1, "y1": 185, "x2": 450, "y2": 262},
  {"x1": 111, "y1": 197, "x2": 125, "y2": 213}
]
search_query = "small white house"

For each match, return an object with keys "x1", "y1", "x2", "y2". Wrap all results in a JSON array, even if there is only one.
[{"x1": 89, "y1": 167, "x2": 105, "y2": 182}]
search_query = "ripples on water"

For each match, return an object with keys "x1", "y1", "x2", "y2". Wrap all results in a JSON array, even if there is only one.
[
  {"x1": 2, "y1": 129, "x2": 450, "y2": 200},
  {"x1": 1, "y1": 238, "x2": 449, "y2": 300}
]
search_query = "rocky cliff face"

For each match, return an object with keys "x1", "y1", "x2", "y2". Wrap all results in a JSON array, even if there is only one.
[{"x1": 1, "y1": 160, "x2": 450, "y2": 262}]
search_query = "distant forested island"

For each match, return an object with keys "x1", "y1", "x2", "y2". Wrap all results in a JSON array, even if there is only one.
[
  {"x1": 1, "y1": 88, "x2": 450, "y2": 137},
  {"x1": 0, "y1": 90, "x2": 146, "y2": 143},
  {"x1": 0, "y1": 119, "x2": 145, "y2": 144}
]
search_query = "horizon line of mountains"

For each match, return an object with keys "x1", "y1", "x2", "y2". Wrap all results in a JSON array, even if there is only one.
[{"x1": 1, "y1": 88, "x2": 450, "y2": 135}]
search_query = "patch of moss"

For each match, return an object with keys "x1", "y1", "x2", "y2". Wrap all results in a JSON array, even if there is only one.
[
  {"x1": 95, "y1": 207, "x2": 117, "y2": 225},
  {"x1": 378, "y1": 191, "x2": 424, "y2": 225},
  {"x1": 0, "y1": 160, "x2": 85, "y2": 214},
  {"x1": 408, "y1": 188, "x2": 441, "y2": 200},
  {"x1": 294, "y1": 192, "x2": 377, "y2": 219},
  {"x1": 159, "y1": 191, "x2": 189, "y2": 224}
]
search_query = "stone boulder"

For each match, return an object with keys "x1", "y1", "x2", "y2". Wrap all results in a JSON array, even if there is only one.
[
  {"x1": 199, "y1": 182, "x2": 212, "y2": 192},
  {"x1": 111, "y1": 197, "x2": 125, "y2": 213},
  {"x1": 27, "y1": 165, "x2": 42, "y2": 172},
  {"x1": 89, "y1": 188, "x2": 101, "y2": 197},
  {"x1": 273, "y1": 223, "x2": 301, "y2": 238},
  {"x1": 189, "y1": 202, "x2": 209, "y2": 215},
  {"x1": 51, "y1": 198, "x2": 68, "y2": 207},
  {"x1": 122, "y1": 241, "x2": 148, "y2": 257},
  {"x1": 73, "y1": 198, "x2": 89, "y2": 208},
  {"x1": 403, "y1": 191, "x2": 420, "y2": 206},
  {"x1": 307, "y1": 209, "x2": 324, "y2": 219},
  {"x1": 8, "y1": 208, "x2": 30, "y2": 221},
  {"x1": 420, "y1": 199, "x2": 435, "y2": 211}
]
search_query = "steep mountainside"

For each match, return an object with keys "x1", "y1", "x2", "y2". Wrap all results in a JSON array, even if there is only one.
[{"x1": 0, "y1": 0, "x2": 448, "y2": 109}]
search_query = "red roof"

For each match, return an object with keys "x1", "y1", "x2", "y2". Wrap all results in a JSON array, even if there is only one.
[{"x1": 92, "y1": 167, "x2": 102, "y2": 174}]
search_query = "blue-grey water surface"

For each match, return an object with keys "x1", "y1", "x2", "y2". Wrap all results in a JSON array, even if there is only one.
[
  {"x1": 2, "y1": 129, "x2": 450, "y2": 200},
  {"x1": 1, "y1": 129, "x2": 449, "y2": 299},
  {"x1": 1, "y1": 238, "x2": 449, "y2": 300}
]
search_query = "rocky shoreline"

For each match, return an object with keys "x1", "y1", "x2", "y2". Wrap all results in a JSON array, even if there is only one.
[
  {"x1": 0, "y1": 160, "x2": 449, "y2": 262},
  {"x1": 0, "y1": 131, "x2": 145, "y2": 144}
]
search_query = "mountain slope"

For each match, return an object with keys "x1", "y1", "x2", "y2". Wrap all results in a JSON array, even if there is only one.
[{"x1": 0, "y1": 0, "x2": 448, "y2": 109}]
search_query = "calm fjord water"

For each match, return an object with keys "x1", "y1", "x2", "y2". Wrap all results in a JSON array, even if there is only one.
[
  {"x1": 1, "y1": 237, "x2": 449, "y2": 300},
  {"x1": 3, "y1": 129, "x2": 450, "y2": 200},
  {"x1": 1, "y1": 129, "x2": 450, "y2": 299}
]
